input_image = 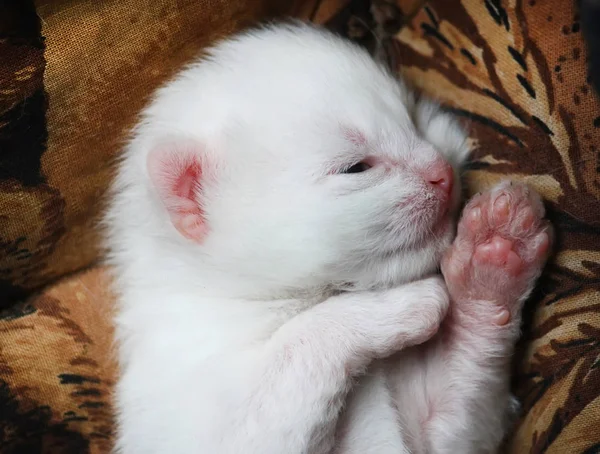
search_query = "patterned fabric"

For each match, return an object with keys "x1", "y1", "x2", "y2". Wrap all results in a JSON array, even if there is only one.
[
  {"x1": 390, "y1": 1, "x2": 600, "y2": 452},
  {"x1": 1, "y1": 0, "x2": 599, "y2": 452},
  {"x1": 0, "y1": 268, "x2": 115, "y2": 453}
]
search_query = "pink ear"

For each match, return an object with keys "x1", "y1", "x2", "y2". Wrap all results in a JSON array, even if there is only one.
[{"x1": 147, "y1": 144, "x2": 208, "y2": 242}]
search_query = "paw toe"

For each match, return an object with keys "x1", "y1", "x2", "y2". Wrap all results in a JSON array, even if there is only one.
[
  {"x1": 464, "y1": 205, "x2": 483, "y2": 233},
  {"x1": 514, "y1": 207, "x2": 536, "y2": 234},
  {"x1": 531, "y1": 229, "x2": 552, "y2": 261},
  {"x1": 492, "y1": 193, "x2": 511, "y2": 225}
]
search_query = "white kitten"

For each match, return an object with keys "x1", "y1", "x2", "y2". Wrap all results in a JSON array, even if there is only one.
[{"x1": 105, "y1": 22, "x2": 552, "y2": 454}]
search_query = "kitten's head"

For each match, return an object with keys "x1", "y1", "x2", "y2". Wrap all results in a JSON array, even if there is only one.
[{"x1": 112, "y1": 23, "x2": 470, "y2": 296}]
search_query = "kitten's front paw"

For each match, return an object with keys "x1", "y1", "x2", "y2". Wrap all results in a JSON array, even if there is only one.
[
  {"x1": 370, "y1": 276, "x2": 450, "y2": 357},
  {"x1": 441, "y1": 181, "x2": 552, "y2": 326}
]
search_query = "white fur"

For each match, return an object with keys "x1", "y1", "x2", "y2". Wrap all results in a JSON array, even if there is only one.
[{"x1": 105, "y1": 22, "x2": 516, "y2": 454}]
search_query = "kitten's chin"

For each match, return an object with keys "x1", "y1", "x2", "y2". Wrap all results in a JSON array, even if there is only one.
[
  {"x1": 334, "y1": 245, "x2": 448, "y2": 293},
  {"x1": 392, "y1": 215, "x2": 455, "y2": 256},
  {"x1": 324, "y1": 214, "x2": 456, "y2": 294},
  {"x1": 364, "y1": 220, "x2": 455, "y2": 290}
]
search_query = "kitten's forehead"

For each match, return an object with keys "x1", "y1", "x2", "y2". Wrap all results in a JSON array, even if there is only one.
[
  {"x1": 315, "y1": 102, "x2": 419, "y2": 163},
  {"x1": 227, "y1": 29, "x2": 414, "y2": 138},
  {"x1": 234, "y1": 102, "x2": 420, "y2": 175},
  {"x1": 155, "y1": 23, "x2": 422, "y2": 168},
  {"x1": 247, "y1": 76, "x2": 417, "y2": 148}
]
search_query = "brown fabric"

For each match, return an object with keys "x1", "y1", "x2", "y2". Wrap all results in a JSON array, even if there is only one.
[
  {"x1": 0, "y1": 2, "x2": 52, "y2": 304},
  {"x1": 1, "y1": 0, "x2": 599, "y2": 452},
  {"x1": 0, "y1": 267, "x2": 115, "y2": 453},
  {"x1": 392, "y1": 1, "x2": 600, "y2": 452}
]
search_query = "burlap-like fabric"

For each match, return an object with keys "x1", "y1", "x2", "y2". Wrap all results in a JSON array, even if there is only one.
[
  {"x1": 0, "y1": 2, "x2": 51, "y2": 304},
  {"x1": 0, "y1": 268, "x2": 116, "y2": 453},
  {"x1": 1, "y1": 0, "x2": 599, "y2": 452}
]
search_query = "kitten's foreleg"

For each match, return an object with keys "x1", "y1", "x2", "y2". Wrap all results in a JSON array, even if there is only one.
[
  {"x1": 228, "y1": 277, "x2": 448, "y2": 454},
  {"x1": 422, "y1": 182, "x2": 552, "y2": 454},
  {"x1": 333, "y1": 366, "x2": 409, "y2": 454}
]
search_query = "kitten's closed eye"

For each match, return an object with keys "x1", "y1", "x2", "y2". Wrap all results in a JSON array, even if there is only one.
[{"x1": 342, "y1": 161, "x2": 372, "y2": 174}]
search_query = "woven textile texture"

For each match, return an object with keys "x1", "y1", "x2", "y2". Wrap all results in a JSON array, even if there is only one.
[{"x1": 1, "y1": 0, "x2": 599, "y2": 452}]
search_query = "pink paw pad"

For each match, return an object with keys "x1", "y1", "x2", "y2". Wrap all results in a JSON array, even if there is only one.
[
  {"x1": 473, "y1": 236, "x2": 522, "y2": 275},
  {"x1": 442, "y1": 181, "x2": 553, "y2": 324}
]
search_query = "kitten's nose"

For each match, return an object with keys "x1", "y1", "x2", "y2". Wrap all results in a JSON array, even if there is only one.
[{"x1": 426, "y1": 160, "x2": 454, "y2": 197}]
